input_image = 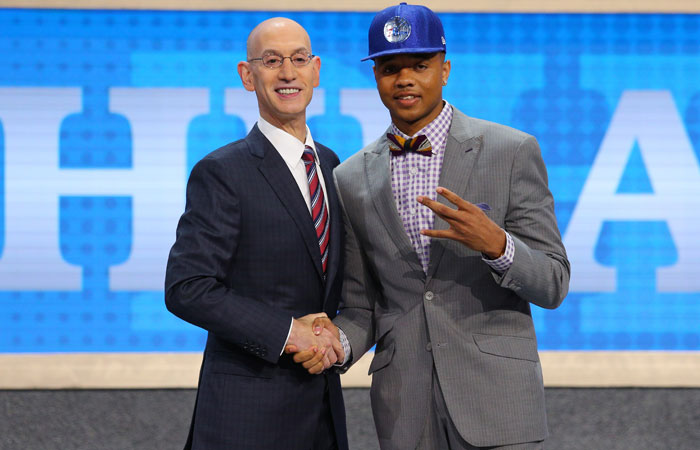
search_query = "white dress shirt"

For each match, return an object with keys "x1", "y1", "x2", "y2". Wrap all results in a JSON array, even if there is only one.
[{"x1": 257, "y1": 117, "x2": 330, "y2": 215}]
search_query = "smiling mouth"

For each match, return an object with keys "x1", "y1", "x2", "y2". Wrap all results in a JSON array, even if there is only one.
[
  {"x1": 395, "y1": 94, "x2": 420, "y2": 106},
  {"x1": 277, "y1": 88, "x2": 300, "y2": 95}
]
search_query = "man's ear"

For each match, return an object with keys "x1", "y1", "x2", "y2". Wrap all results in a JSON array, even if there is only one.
[
  {"x1": 312, "y1": 55, "x2": 321, "y2": 88},
  {"x1": 441, "y1": 59, "x2": 451, "y2": 86},
  {"x1": 237, "y1": 61, "x2": 255, "y2": 92}
]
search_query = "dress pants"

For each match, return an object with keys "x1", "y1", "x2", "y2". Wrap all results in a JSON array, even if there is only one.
[
  {"x1": 416, "y1": 367, "x2": 544, "y2": 450},
  {"x1": 312, "y1": 381, "x2": 338, "y2": 450}
]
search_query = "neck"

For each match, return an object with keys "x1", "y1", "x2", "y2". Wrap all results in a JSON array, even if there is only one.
[
  {"x1": 392, "y1": 100, "x2": 445, "y2": 137},
  {"x1": 394, "y1": 121, "x2": 423, "y2": 137},
  {"x1": 261, "y1": 112, "x2": 307, "y2": 143}
]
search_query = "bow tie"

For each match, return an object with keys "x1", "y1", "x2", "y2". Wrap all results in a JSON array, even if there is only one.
[{"x1": 387, "y1": 133, "x2": 433, "y2": 156}]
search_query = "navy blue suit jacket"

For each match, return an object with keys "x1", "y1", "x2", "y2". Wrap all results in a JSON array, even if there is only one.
[{"x1": 165, "y1": 125, "x2": 348, "y2": 450}]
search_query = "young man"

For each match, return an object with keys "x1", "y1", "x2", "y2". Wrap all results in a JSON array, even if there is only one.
[
  {"x1": 299, "y1": 3, "x2": 570, "y2": 449},
  {"x1": 165, "y1": 17, "x2": 347, "y2": 450}
]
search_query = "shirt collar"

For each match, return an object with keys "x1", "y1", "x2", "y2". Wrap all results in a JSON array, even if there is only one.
[
  {"x1": 390, "y1": 100, "x2": 453, "y2": 154},
  {"x1": 257, "y1": 116, "x2": 317, "y2": 168}
]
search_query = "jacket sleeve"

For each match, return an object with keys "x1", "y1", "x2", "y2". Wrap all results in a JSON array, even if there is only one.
[
  {"x1": 331, "y1": 170, "x2": 379, "y2": 366},
  {"x1": 164, "y1": 156, "x2": 292, "y2": 363},
  {"x1": 494, "y1": 135, "x2": 571, "y2": 309}
]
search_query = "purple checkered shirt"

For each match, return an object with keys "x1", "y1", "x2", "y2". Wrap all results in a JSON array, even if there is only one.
[{"x1": 390, "y1": 101, "x2": 514, "y2": 274}]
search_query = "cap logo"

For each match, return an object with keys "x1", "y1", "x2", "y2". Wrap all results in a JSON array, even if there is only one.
[{"x1": 383, "y1": 16, "x2": 411, "y2": 43}]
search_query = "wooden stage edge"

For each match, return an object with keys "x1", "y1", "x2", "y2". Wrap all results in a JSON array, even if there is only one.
[
  {"x1": 1, "y1": 0, "x2": 700, "y2": 13},
  {"x1": 1, "y1": 351, "x2": 698, "y2": 389}
]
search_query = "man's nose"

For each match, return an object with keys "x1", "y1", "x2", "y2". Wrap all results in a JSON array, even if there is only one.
[
  {"x1": 278, "y1": 58, "x2": 297, "y2": 80},
  {"x1": 395, "y1": 68, "x2": 415, "y2": 87}
]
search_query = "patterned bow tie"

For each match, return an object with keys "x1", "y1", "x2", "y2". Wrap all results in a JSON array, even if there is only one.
[{"x1": 387, "y1": 133, "x2": 433, "y2": 156}]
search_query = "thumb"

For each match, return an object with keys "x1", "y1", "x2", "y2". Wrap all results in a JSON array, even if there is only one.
[{"x1": 312, "y1": 317, "x2": 332, "y2": 335}]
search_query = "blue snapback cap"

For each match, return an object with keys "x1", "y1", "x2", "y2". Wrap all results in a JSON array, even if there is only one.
[{"x1": 362, "y1": 2, "x2": 446, "y2": 61}]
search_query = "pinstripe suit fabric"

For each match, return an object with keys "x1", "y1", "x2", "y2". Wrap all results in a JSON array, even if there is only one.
[
  {"x1": 333, "y1": 108, "x2": 570, "y2": 449},
  {"x1": 165, "y1": 125, "x2": 348, "y2": 450}
]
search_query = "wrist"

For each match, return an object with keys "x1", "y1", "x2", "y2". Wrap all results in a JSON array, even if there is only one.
[
  {"x1": 484, "y1": 229, "x2": 506, "y2": 259},
  {"x1": 288, "y1": 318, "x2": 305, "y2": 344}
]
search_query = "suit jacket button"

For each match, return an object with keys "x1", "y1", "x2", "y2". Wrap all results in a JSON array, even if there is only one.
[
  {"x1": 424, "y1": 291, "x2": 434, "y2": 301},
  {"x1": 425, "y1": 343, "x2": 432, "y2": 352}
]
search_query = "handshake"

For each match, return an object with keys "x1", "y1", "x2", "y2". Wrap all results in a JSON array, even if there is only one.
[{"x1": 284, "y1": 313, "x2": 343, "y2": 375}]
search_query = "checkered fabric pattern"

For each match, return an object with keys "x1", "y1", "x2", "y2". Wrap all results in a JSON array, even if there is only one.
[
  {"x1": 483, "y1": 231, "x2": 514, "y2": 273},
  {"x1": 390, "y1": 103, "x2": 453, "y2": 273}
]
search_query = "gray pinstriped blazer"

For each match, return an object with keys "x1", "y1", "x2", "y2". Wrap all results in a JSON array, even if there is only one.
[{"x1": 333, "y1": 108, "x2": 570, "y2": 449}]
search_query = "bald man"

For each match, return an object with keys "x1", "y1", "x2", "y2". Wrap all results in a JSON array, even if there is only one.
[{"x1": 165, "y1": 18, "x2": 348, "y2": 450}]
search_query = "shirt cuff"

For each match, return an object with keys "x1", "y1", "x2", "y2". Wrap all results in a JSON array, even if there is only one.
[
  {"x1": 281, "y1": 318, "x2": 294, "y2": 356},
  {"x1": 334, "y1": 327, "x2": 352, "y2": 366},
  {"x1": 482, "y1": 231, "x2": 514, "y2": 274}
]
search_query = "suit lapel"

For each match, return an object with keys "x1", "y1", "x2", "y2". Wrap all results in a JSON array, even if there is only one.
[
  {"x1": 427, "y1": 112, "x2": 483, "y2": 280},
  {"x1": 365, "y1": 134, "x2": 423, "y2": 271},
  {"x1": 249, "y1": 127, "x2": 324, "y2": 280}
]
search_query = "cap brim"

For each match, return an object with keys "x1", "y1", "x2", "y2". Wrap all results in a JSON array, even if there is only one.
[{"x1": 361, "y1": 46, "x2": 446, "y2": 62}]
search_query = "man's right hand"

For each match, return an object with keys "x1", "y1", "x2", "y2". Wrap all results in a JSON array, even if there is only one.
[
  {"x1": 288, "y1": 316, "x2": 344, "y2": 374},
  {"x1": 285, "y1": 313, "x2": 342, "y2": 372},
  {"x1": 312, "y1": 316, "x2": 339, "y2": 340}
]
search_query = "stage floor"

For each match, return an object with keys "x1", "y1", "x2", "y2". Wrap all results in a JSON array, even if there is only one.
[{"x1": 2, "y1": 388, "x2": 699, "y2": 449}]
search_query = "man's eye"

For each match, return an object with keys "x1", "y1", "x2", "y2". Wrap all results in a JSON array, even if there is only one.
[
  {"x1": 382, "y1": 66, "x2": 398, "y2": 74},
  {"x1": 416, "y1": 64, "x2": 428, "y2": 70},
  {"x1": 292, "y1": 54, "x2": 308, "y2": 64},
  {"x1": 264, "y1": 56, "x2": 281, "y2": 65}
]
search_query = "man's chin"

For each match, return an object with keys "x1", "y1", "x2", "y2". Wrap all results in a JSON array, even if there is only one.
[
  {"x1": 391, "y1": 112, "x2": 424, "y2": 125},
  {"x1": 267, "y1": 106, "x2": 308, "y2": 123}
]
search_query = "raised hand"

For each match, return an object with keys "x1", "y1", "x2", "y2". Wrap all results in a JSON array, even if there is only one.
[{"x1": 417, "y1": 187, "x2": 506, "y2": 259}]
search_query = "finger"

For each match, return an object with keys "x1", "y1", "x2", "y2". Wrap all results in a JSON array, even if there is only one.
[
  {"x1": 307, "y1": 360, "x2": 326, "y2": 375},
  {"x1": 301, "y1": 353, "x2": 325, "y2": 370},
  {"x1": 417, "y1": 196, "x2": 461, "y2": 221},
  {"x1": 304, "y1": 347, "x2": 330, "y2": 372},
  {"x1": 326, "y1": 347, "x2": 338, "y2": 365},
  {"x1": 320, "y1": 322, "x2": 340, "y2": 340},
  {"x1": 331, "y1": 339, "x2": 344, "y2": 363},
  {"x1": 300, "y1": 348, "x2": 324, "y2": 368},
  {"x1": 321, "y1": 354, "x2": 332, "y2": 370},
  {"x1": 293, "y1": 347, "x2": 317, "y2": 363},
  {"x1": 285, "y1": 344, "x2": 298, "y2": 354},
  {"x1": 312, "y1": 317, "x2": 333, "y2": 335},
  {"x1": 420, "y1": 228, "x2": 459, "y2": 240},
  {"x1": 435, "y1": 187, "x2": 475, "y2": 211}
]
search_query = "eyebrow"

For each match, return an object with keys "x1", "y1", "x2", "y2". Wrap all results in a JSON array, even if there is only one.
[{"x1": 260, "y1": 47, "x2": 310, "y2": 55}]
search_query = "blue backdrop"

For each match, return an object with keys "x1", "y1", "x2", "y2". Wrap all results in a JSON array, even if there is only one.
[{"x1": 1, "y1": 9, "x2": 699, "y2": 353}]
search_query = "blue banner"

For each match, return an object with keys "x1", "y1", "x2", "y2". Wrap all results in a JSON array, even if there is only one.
[{"x1": 1, "y1": 10, "x2": 699, "y2": 352}]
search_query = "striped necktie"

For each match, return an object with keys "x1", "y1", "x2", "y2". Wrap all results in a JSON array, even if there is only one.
[{"x1": 301, "y1": 146, "x2": 330, "y2": 274}]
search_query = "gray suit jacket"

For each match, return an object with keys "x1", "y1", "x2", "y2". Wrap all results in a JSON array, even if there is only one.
[{"x1": 333, "y1": 108, "x2": 570, "y2": 449}]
